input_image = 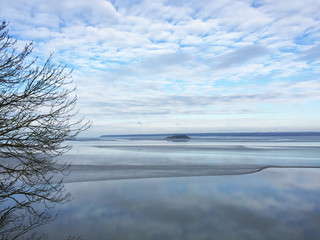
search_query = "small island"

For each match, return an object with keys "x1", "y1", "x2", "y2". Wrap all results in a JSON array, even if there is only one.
[{"x1": 165, "y1": 134, "x2": 191, "y2": 142}]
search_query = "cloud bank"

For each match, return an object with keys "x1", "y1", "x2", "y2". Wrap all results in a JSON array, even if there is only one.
[{"x1": 1, "y1": 0, "x2": 320, "y2": 135}]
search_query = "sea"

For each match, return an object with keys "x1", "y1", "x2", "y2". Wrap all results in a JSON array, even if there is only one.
[{"x1": 27, "y1": 133, "x2": 320, "y2": 239}]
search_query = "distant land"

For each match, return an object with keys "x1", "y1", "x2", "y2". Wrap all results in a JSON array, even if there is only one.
[
  {"x1": 165, "y1": 134, "x2": 191, "y2": 141},
  {"x1": 165, "y1": 134, "x2": 191, "y2": 139},
  {"x1": 100, "y1": 132, "x2": 320, "y2": 138}
]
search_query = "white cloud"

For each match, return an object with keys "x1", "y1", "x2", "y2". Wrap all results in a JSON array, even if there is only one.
[{"x1": 1, "y1": 0, "x2": 320, "y2": 135}]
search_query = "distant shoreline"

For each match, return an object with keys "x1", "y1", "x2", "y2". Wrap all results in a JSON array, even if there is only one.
[{"x1": 100, "y1": 132, "x2": 320, "y2": 138}]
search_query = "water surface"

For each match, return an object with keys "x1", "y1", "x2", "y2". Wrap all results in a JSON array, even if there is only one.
[{"x1": 28, "y1": 135, "x2": 320, "y2": 239}]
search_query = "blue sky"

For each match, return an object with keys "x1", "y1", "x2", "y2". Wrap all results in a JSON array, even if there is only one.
[{"x1": 1, "y1": 0, "x2": 320, "y2": 136}]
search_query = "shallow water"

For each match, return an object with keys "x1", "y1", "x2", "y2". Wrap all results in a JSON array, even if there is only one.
[
  {"x1": 25, "y1": 136, "x2": 320, "y2": 239},
  {"x1": 58, "y1": 136, "x2": 320, "y2": 182},
  {"x1": 36, "y1": 169, "x2": 320, "y2": 240}
]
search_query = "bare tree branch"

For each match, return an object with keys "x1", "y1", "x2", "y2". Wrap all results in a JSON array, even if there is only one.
[{"x1": 0, "y1": 20, "x2": 91, "y2": 239}]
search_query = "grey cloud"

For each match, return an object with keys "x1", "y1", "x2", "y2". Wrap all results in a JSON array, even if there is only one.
[
  {"x1": 163, "y1": 93, "x2": 279, "y2": 107},
  {"x1": 80, "y1": 90, "x2": 320, "y2": 116},
  {"x1": 212, "y1": 45, "x2": 271, "y2": 69},
  {"x1": 142, "y1": 52, "x2": 193, "y2": 72},
  {"x1": 103, "y1": 52, "x2": 194, "y2": 80},
  {"x1": 296, "y1": 45, "x2": 320, "y2": 62}
]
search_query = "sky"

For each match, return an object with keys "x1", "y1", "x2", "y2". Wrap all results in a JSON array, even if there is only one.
[{"x1": 1, "y1": 0, "x2": 320, "y2": 136}]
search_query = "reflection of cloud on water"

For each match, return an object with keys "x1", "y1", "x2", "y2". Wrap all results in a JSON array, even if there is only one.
[
  {"x1": 267, "y1": 168, "x2": 320, "y2": 191},
  {"x1": 37, "y1": 168, "x2": 320, "y2": 240},
  {"x1": 23, "y1": 139, "x2": 320, "y2": 239}
]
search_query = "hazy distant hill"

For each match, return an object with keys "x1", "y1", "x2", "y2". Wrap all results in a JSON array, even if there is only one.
[{"x1": 100, "y1": 132, "x2": 320, "y2": 138}]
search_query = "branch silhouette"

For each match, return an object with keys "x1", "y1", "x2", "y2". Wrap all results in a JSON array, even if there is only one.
[{"x1": 0, "y1": 21, "x2": 90, "y2": 239}]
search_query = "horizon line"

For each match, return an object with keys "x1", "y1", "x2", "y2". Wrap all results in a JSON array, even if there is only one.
[{"x1": 98, "y1": 131, "x2": 320, "y2": 138}]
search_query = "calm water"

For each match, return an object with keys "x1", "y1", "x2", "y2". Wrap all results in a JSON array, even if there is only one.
[{"x1": 27, "y1": 136, "x2": 320, "y2": 239}]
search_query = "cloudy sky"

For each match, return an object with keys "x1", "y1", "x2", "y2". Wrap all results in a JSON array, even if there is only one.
[{"x1": 1, "y1": 0, "x2": 320, "y2": 136}]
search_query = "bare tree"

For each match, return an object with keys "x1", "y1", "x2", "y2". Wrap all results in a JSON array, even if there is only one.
[{"x1": 0, "y1": 21, "x2": 90, "y2": 239}]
